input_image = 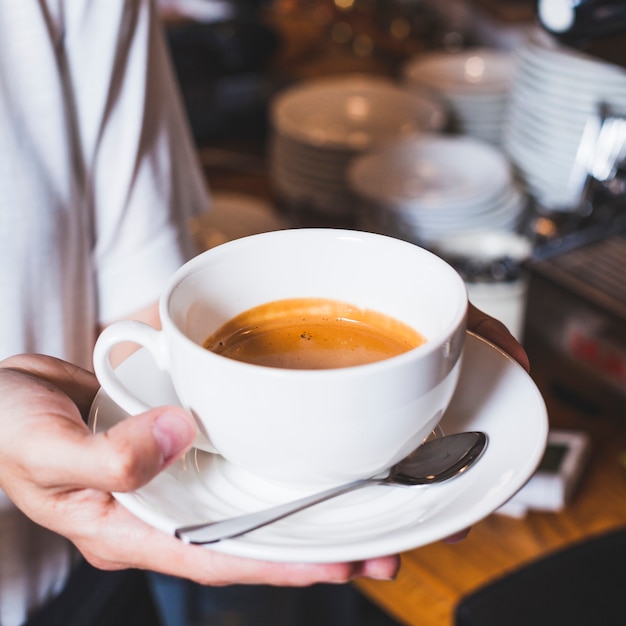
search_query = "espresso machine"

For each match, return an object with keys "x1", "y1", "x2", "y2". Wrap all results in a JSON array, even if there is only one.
[{"x1": 522, "y1": 0, "x2": 626, "y2": 416}]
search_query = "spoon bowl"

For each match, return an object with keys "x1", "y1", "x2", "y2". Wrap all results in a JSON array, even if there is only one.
[{"x1": 176, "y1": 431, "x2": 487, "y2": 545}]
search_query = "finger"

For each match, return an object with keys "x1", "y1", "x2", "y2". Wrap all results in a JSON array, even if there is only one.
[
  {"x1": 82, "y1": 407, "x2": 197, "y2": 491},
  {"x1": 36, "y1": 406, "x2": 197, "y2": 493},
  {"x1": 146, "y1": 547, "x2": 400, "y2": 586},
  {"x1": 467, "y1": 304, "x2": 530, "y2": 372},
  {"x1": 0, "y1": 354, "x2": 99, "y2": 419},
  {"x1": 357, "y1": 555, "x2": 400, "y2": 581},
  {"x1": 75, "y1": 500, "x2": 400, "y2": 584}
]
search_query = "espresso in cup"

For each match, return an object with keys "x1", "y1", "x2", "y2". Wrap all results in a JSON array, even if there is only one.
[{"x1": 203, "y1": 297, "x2": 426, "y2": 370}]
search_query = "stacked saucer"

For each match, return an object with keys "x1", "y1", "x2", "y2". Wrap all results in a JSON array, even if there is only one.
[
  {"x1": 502, "y1": 27, "x2": 626, "y2": 210},
  {"x1": 402, "y1": 48, "x2": 513, "y2": 146},
  {"x1": 268, "y1": 74, "x2": 448, "y2": 219},
  {"x1": 348, "y1": 135, "x2": 526, "y2": 246}
]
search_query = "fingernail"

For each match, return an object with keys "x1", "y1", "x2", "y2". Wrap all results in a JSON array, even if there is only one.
[
  {"x1": 353, "y1": 558, "x2": 400, "y2": 581},
  {"x1": 153, "y1": 410, "x2": 196, "y2": 465}
]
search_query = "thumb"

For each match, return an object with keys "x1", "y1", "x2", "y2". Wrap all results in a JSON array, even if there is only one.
[{"x1": 86, "y1": 406, "x2": 196, "y2": 493}]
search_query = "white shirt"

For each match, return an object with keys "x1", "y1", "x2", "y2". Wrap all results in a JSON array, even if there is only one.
[{"x1": 0, "y1": 1, "x2": 208, "y2": 623}]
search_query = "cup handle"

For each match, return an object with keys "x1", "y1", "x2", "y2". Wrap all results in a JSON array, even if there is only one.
[
  {"x1": 93, "y1": 320, "x2": 169, "y2": 416},
  {"x1": 93, "y1": 321, "x2": 220, "y2": 454}
]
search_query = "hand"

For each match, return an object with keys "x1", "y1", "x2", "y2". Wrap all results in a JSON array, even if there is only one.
[
  {"x1": 441, "y1": 304, "x2": 530, "y2": 545},
  {"x1": 467, "y1": 302, "x2": 530, "y2": 372},
  {"x1": 0, "y1": 354, "x2": 398, "y2": 585}
]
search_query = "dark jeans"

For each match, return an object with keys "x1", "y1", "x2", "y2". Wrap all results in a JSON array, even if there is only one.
[
  {"x1": 149, "y1": 573, "x2": 401, "y2": 626},
  {"x1": 24, "y1": 559, "x2": 162, "y2": 626}
]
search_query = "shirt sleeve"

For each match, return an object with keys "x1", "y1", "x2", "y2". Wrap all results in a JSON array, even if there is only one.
[{"x1": 63, "y1": 0, "x2": 209, "y2": 324}]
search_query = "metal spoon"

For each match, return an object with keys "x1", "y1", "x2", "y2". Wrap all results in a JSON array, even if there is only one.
[{"x1": 175, "y1": 431, "x2": 487, "y2": 545}]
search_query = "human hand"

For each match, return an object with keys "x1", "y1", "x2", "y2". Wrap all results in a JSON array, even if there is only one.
[
  {"x1": 0, "y1": 354, "x2": 398, "y2": 585},
  {"x1": 440, "y1": 304, "x2": 530, "y2": 545},
  {"x1": 467, "y1": 302, "x2": 530, "y2": 372}
]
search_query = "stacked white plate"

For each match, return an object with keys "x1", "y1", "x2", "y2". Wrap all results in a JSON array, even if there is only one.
[
  {"x1": 402, "y1": 48, "x2": 513, "y2": 147},
  {"x1": 347, "y1": 135, "x2": 526, "y2": 245},
  {"x1": 268, "y1": 74, "x2": 448, "y2": 218},
  {"x1": 502, "y1": 27, "x2": 626, "y2": 210}
]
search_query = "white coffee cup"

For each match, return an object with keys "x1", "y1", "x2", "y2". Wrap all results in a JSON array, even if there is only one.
[{"x1": 93, "y1": 229, "x2": 467, "y2": 488}]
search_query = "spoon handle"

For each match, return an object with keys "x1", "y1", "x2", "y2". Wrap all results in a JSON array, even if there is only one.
[{"x1": 175, "y1": 477, "x2": 373, "y2": 544}]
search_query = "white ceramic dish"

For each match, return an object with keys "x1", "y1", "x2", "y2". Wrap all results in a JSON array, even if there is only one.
[
  {"x1": 525, "y1": 27, "x2": 626, "y2": 83},
  {"x1": 504, "y1": 122, "x2": 576, "y2": 163},
  {"x1": 517, "y1": 54, "x2": 626, "y2": 97},
  {"x1": 502, "y1": 27, "x2": 626, "y2": 209},
  {"x1": 402, "y1": 49, "x2": 512, "y2": 146},
  {"x1": 270, "y1": 74, "x2": 447, "y2": 150},
  {"x1": 400, "y1": 188, "x2": 525, "y2": 230},
  {"x1": 395, "y1": 186, "x2": 522, "y2": 228},
  {"x1": 268, "y1": 76, "x2": 447, "y2": 217},
  {"x1": 400, "y1": 213, "x2": 524, "y2": 245},
  {"x1": 348, "y1": 135, "x2": 511, "y2": 208},
  {"x1": 271, "y1": 138, "x2": 352, "y2": 174},
  {"x1": 505, "y1": 104, "x2": 584, "y2": 144},
  {"x1": 89, "y1": 332, "x2": 548, "y2": 563},
  {"x1": 513, "y1": 73, "x2": 625, "y2": 116},
  {"x1": 366, "y1": 182, "x2": 526, "y2": 245},
  {"x1": 403, "y1": 49, "x2": 513, "y2": 94},
  {"x1": 432, "y1": 230, "x2": 532, "y2": 262}
]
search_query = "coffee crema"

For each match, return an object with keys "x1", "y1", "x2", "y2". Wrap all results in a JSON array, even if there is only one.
[{"x1": 203, "y1": 297, "x2": 426, "y2": 370}]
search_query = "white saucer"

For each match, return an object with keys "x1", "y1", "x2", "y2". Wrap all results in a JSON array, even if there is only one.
[
  {"x1": 270, "y1": 74, "x2": 447, "y2": 150},
  {"x1": 347, "y1": 135, "x2": 512, "y2": 209},
  {"x1": 89, "y1": 332, "x2": 547, "y2": 563},
  {"x1": 402, "y1": 49, "x2": 513, "y2": 94}
]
